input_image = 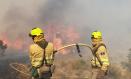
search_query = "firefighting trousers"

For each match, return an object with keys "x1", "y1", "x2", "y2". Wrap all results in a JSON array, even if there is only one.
[{"x1": 91, "y1": 68, "x2": 107, "y2": 79}]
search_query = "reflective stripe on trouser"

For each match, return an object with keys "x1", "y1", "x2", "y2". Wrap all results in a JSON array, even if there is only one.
[{"x1": 91, "y1": 68, "x2": 107, "y2": 79}]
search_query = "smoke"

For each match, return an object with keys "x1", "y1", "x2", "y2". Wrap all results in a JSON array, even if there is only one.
[
  {"x1": 0, "y1": 0, "x2": 92, "y2": 53},
  {"x1": 0, "y1": 0, "x2": 131, "y2": 79},
  {"x1": 38, "y1": 0, "x2": 73, "y2": 24}
]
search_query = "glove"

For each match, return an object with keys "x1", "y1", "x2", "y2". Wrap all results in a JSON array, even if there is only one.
[
  {"x1": 31, "y1": 67, "x2": 39, "y2": 78},
  {"x1": 53, "y1": 50, "x2": 57, "y2": 54}
]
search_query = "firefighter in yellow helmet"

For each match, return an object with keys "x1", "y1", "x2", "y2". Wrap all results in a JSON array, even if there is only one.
[
  {"x1": 91, "y1": 31, "x2": 110, "y2": 79},
  {"x1": 29, "y1": 27, "x2": 55, "y2": 79}
]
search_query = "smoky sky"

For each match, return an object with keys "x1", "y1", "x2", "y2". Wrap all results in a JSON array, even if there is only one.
[
  {"x1": 38, "y1": 0, "x2": 73, "y2": 24},
  {"x1": 0, "y1": 0, "x2": 131, "y2": 62}
]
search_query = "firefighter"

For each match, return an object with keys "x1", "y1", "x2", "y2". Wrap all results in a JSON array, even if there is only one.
[
  {"x1": 91, "y1": 31, "x2": 110, "y2": 79},
  {"x1": 29, "y1": 27, "x2": 55, "y2": 79},
  {"x1": 0, "y1": 40, "x2": 7, "y2": 56}
]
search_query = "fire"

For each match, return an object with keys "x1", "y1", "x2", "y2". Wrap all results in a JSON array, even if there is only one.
[
  {"x1": 53, "y1": 37, "x2": 67, "y2": 54},
  {"x1": 0, "y1": 32, "x2": 25, "y2": 51},
  {"x1": 44, "y1": 24, "x2": 80, "y2": 54},
  {"x1": 13, "y1": 38, "x2": 24, "y2": 50},
  {"x1": 0, "y1": 24, "x2": 80, "y2": 54},
  {"x1": 64, "y1": 26, "x2": 79, "y2": 43}
]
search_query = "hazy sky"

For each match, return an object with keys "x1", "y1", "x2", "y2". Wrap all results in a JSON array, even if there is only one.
[{"x1": 0, "y1": 0, "x2": 131, "y2": 62}]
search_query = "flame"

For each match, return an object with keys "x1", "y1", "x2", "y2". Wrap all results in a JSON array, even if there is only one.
[
  {"x1": 44, "y1": 24, "x2": 80, "y2": 54},
  {"x1": 13, "y1": 38, "x2": 24, "y2": 50},
  {"x1": 53, "y1": 37, "x2": 67, "y2": 54},
  {"x1": 0, "y1": 32, "x2": 25, "y2": 51},
  {"x1": 0, "y1": 24, "x2": 80, "y2": 54},
  {"x1": 64, "y1": 26, "x2": 79, "y2": 43}
]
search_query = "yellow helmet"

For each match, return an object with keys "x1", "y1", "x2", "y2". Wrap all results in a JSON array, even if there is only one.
[
  {"x1": 91, "y1": 31, "x2": 102, "y2": 39},
  {"x1": 29, "y1": 27, "x2": 44, "y2": 36}
]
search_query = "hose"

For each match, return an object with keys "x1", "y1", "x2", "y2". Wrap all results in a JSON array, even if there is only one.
[{"x1": 10, "y1": 43, "x2": 92, "y2": 78}]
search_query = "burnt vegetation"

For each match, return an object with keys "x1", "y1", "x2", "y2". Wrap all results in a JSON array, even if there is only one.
[{"x1": 0, "y1": 49, "x2": 131, "y2": 79}]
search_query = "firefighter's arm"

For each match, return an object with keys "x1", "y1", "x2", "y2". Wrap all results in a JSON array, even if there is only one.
[
  {"x1": 96, "y1": 46, "x2": 109, "y2": 71},
  {"x1": 46, "y1": 43, "x2": 54, "y2": 65},
  {"x1": 29, "y1": 44, "x2": 43, "y2": 68},
  {"x1": 29, "y1": 46, "x2": 32, "y2": 64},
  {"x1": 53, "y1": 50, "x2": 57, "y2": 54}
]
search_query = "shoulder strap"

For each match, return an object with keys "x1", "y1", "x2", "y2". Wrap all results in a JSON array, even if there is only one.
[
  {"x1": 93, "y1": 43, "x2": 106, "y2": 54},
  {"x1": 43, "y1": 42, "x2": 48, "y2": 65},
  {"x1": 37, "y1": 41, "x2": 48, "y2": 65}
]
